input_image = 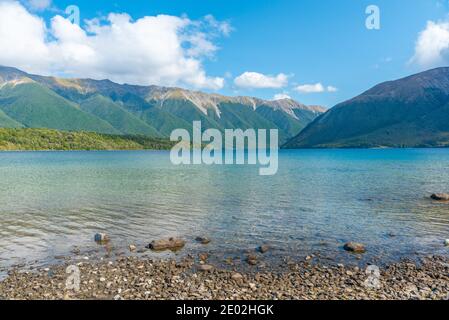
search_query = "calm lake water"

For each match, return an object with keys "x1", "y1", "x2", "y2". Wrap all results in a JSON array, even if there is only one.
[{"x1": 0, "y1": 149, "x2": 448, "y2": 272}]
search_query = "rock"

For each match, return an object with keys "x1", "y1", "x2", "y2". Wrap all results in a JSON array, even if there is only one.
[
  {"x1": 231, "y1": 272, "x2": 243, "y2": 281},
  {"x1": 197, "y1": 264, "x2": 214, "y2": 272},
  {"x1": 198, "y1": 253, "x2": 209, "y2": 262},
  {"x1": 246, "y1": 254, "x2": 258, "y2": 266},
  {"x1": 431, "y1": 193, "x2": 449, "y2": 201},
  {"x1": 387, "y1": 232, "x2": 396, "y2": 238},
  {"x1": 445, "y1": 239, "x2": 449, "y2": 247},
  {"x1": 147, "y1": 238, "x2": 185, "y2": 251},
  {"x1": 195, "y1": 237, "x2": 211, "y2": 245},
  {"x1": 129, "y1": 244, "x2": 136, "y2": 252},
  {"x1": 94, "y1": 233, "x2": 109, "y2": 243},
  {"x1": 257, "y1": 245, "x2": 270, "y2": 254},
  {"x1": 343, "y1": 242, "x2": 366, "y2": 253}
]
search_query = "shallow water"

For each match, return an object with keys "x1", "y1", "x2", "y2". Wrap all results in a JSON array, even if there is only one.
[{"x1": 0, "y1": 149, "x2": 448, "y2": 271}]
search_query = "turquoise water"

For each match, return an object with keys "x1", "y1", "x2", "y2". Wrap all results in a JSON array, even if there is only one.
[{"x1": 0, "y1": 149, "x2": 448, "y2": 271}]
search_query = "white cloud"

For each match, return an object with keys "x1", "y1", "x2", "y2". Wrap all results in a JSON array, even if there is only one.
[
  {"x1": 26, "y1": 0, "x2": 51, "y2": 11},
  {"x1": 410, "y1": 20, "x2": 449, "y2": 68},
  {"x1": 273, "y1": 93, "x2": 291, "y2": 100},
  {"x1": 294, "y1": 83, "x2": 325, "y2": 93},
  {"x1": 0, "y1": 1, "x2": 226, "y2": 90},
  {"x1": 204, "y1": 14, "x2": 232, "y2": 37},
  {"x1": 294, "y1": 83, "x2": 337, "y2": 94},
  {"x1": 234, "y1": 72, "x2": 288, "y2": 89}
]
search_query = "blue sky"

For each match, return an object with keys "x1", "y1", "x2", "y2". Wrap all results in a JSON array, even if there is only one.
[{"x1": 2, "y1": 0, "x2": 449, "y2": 107}]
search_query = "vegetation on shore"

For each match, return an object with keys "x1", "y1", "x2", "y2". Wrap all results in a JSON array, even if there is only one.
[{"x1": 0, "y1": 128, "x2": 175, "y2": 151}]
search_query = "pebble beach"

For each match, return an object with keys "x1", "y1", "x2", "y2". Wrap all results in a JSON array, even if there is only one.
[{"x1": 1, "y1": 253, "x2": 448, "y2": 300}]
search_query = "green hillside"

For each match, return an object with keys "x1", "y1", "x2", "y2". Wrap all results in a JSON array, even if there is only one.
[
  {"x1": 255, "y1": 106, "x2": 304, "y2": 142},
  {"x1": 79, "y1": 94, "x2": 161, "y2": 137},
  {"x1": 0, "y1": 82, "x2": 119, "y2": 134},
  {"x1": 0, "y1": 128, "x2": 174, "y2": 151},
  {"x1": 160, "y1": 98, "x2": 224, "y2": 130},
  {"x1": 0, "y1": 109, "x2": 23, "y2": 128},
  {"x1": 140, "y1": 107, "x2": 193, "y2": 136}
]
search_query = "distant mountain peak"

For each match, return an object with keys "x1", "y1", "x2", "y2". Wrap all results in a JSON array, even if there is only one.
[
  {"x1": 0, "y1": 66, "x2": 324, "y2": 143},
  {"x1": 284, "y1": 67, "x2": 449, "y2": 148},
  {"x1": 0, "y1": 66, "x2": 323, "y2": 120}
]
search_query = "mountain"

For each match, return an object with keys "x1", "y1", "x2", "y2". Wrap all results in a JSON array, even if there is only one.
[
  {"x1": 0, "y1": 80, "x2": 119, "y2": 134},
  {"x1": 79, "y1": 94, "x2": 160, "y2": 137},
  {"x1": 284, "y1": 67, "x2": 449, "y2": 148},
  {"x1": 0, "y1": 66, "x2": 324, "y2": 143}
]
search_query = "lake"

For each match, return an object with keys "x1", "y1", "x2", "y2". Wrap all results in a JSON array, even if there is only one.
[{"x1": 0, "y1": 149, "x2": 448, "y2": 272}]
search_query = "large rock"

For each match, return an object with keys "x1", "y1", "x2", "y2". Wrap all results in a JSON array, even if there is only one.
[
  {"x1": 431, "y1": 193, "x2": 449, "y2": 201},
  {"x1": 147, "y1": 238, "x2": 185, "y2": 251},
  {"x1": 343, "y1": 242, "x2": 366, "y2": 253},
  {"x1": 94, "y1": 233, "x2": 109, "y2": 243}
]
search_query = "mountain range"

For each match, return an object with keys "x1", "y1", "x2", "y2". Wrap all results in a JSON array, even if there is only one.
[
  {"x1": 0, "y1": 66, "x2": 325, "y2": 144},
  {"x1": 284, "y1": 67, "x2": 449, "y2": 148}
]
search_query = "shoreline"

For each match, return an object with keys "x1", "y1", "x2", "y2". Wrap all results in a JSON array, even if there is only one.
[{"x1": 1, "y1": 253, "x2": 448, "y2": 300}]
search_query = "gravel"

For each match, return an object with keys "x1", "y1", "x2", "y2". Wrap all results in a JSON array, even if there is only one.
[{"x1": 0, "y1": 255, "x2": 448, "y2": 300}]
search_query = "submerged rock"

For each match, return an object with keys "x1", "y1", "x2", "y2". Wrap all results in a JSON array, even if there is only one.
[
  {"x1": 147, "y1": 238, "x2": 185, "y2": 251},
  {"x1": 129, "y1": 244, "x2": 136, "y2": 252},
  {"x1": 387, "y1": 232, "x2": 397, "y2": 238},
  {"x1": 257, "y1": 245, "x2": 270, "y2": 254},
  {"x1": 198, "y1": 253, "x2": 209, "y2": 262},
  {"x1": 195, "y1": 237, "x2": 211, "y2": 245},
  {"x1": 431, "y1": 193, "x2": 449, "y2": 201},
  {"x1": 246, "y1": 254, "x2": 258, "y2": 266},
  {"x1": 343, "y1": 242, "x2": 366, "y2": 253}
]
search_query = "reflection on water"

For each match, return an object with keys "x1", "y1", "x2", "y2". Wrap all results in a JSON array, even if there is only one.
[{"x1": 0, "y1": 149, "x2": 448, "y2": 270}]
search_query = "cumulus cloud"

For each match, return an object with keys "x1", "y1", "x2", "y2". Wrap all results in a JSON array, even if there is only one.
[
  {"x1": 273, "y1": 93, "x2": 291, "y2": 100},
  {"x1": 410, "y1": 20, "x2": 449, "y2": 68},
  {"x1": 234, "y1": 72, "x2": 288, "y2": 89},
  {"x1": 294, "y1": 83, "x2": 337, "y2": 94},
  {"x1": 0, "y1": 1, "x2": 227, "y2": 90}
]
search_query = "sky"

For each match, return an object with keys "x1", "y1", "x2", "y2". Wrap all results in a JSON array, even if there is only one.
[{"x1": 1, "y1": 0, "x2": 449, "y2": 108}]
